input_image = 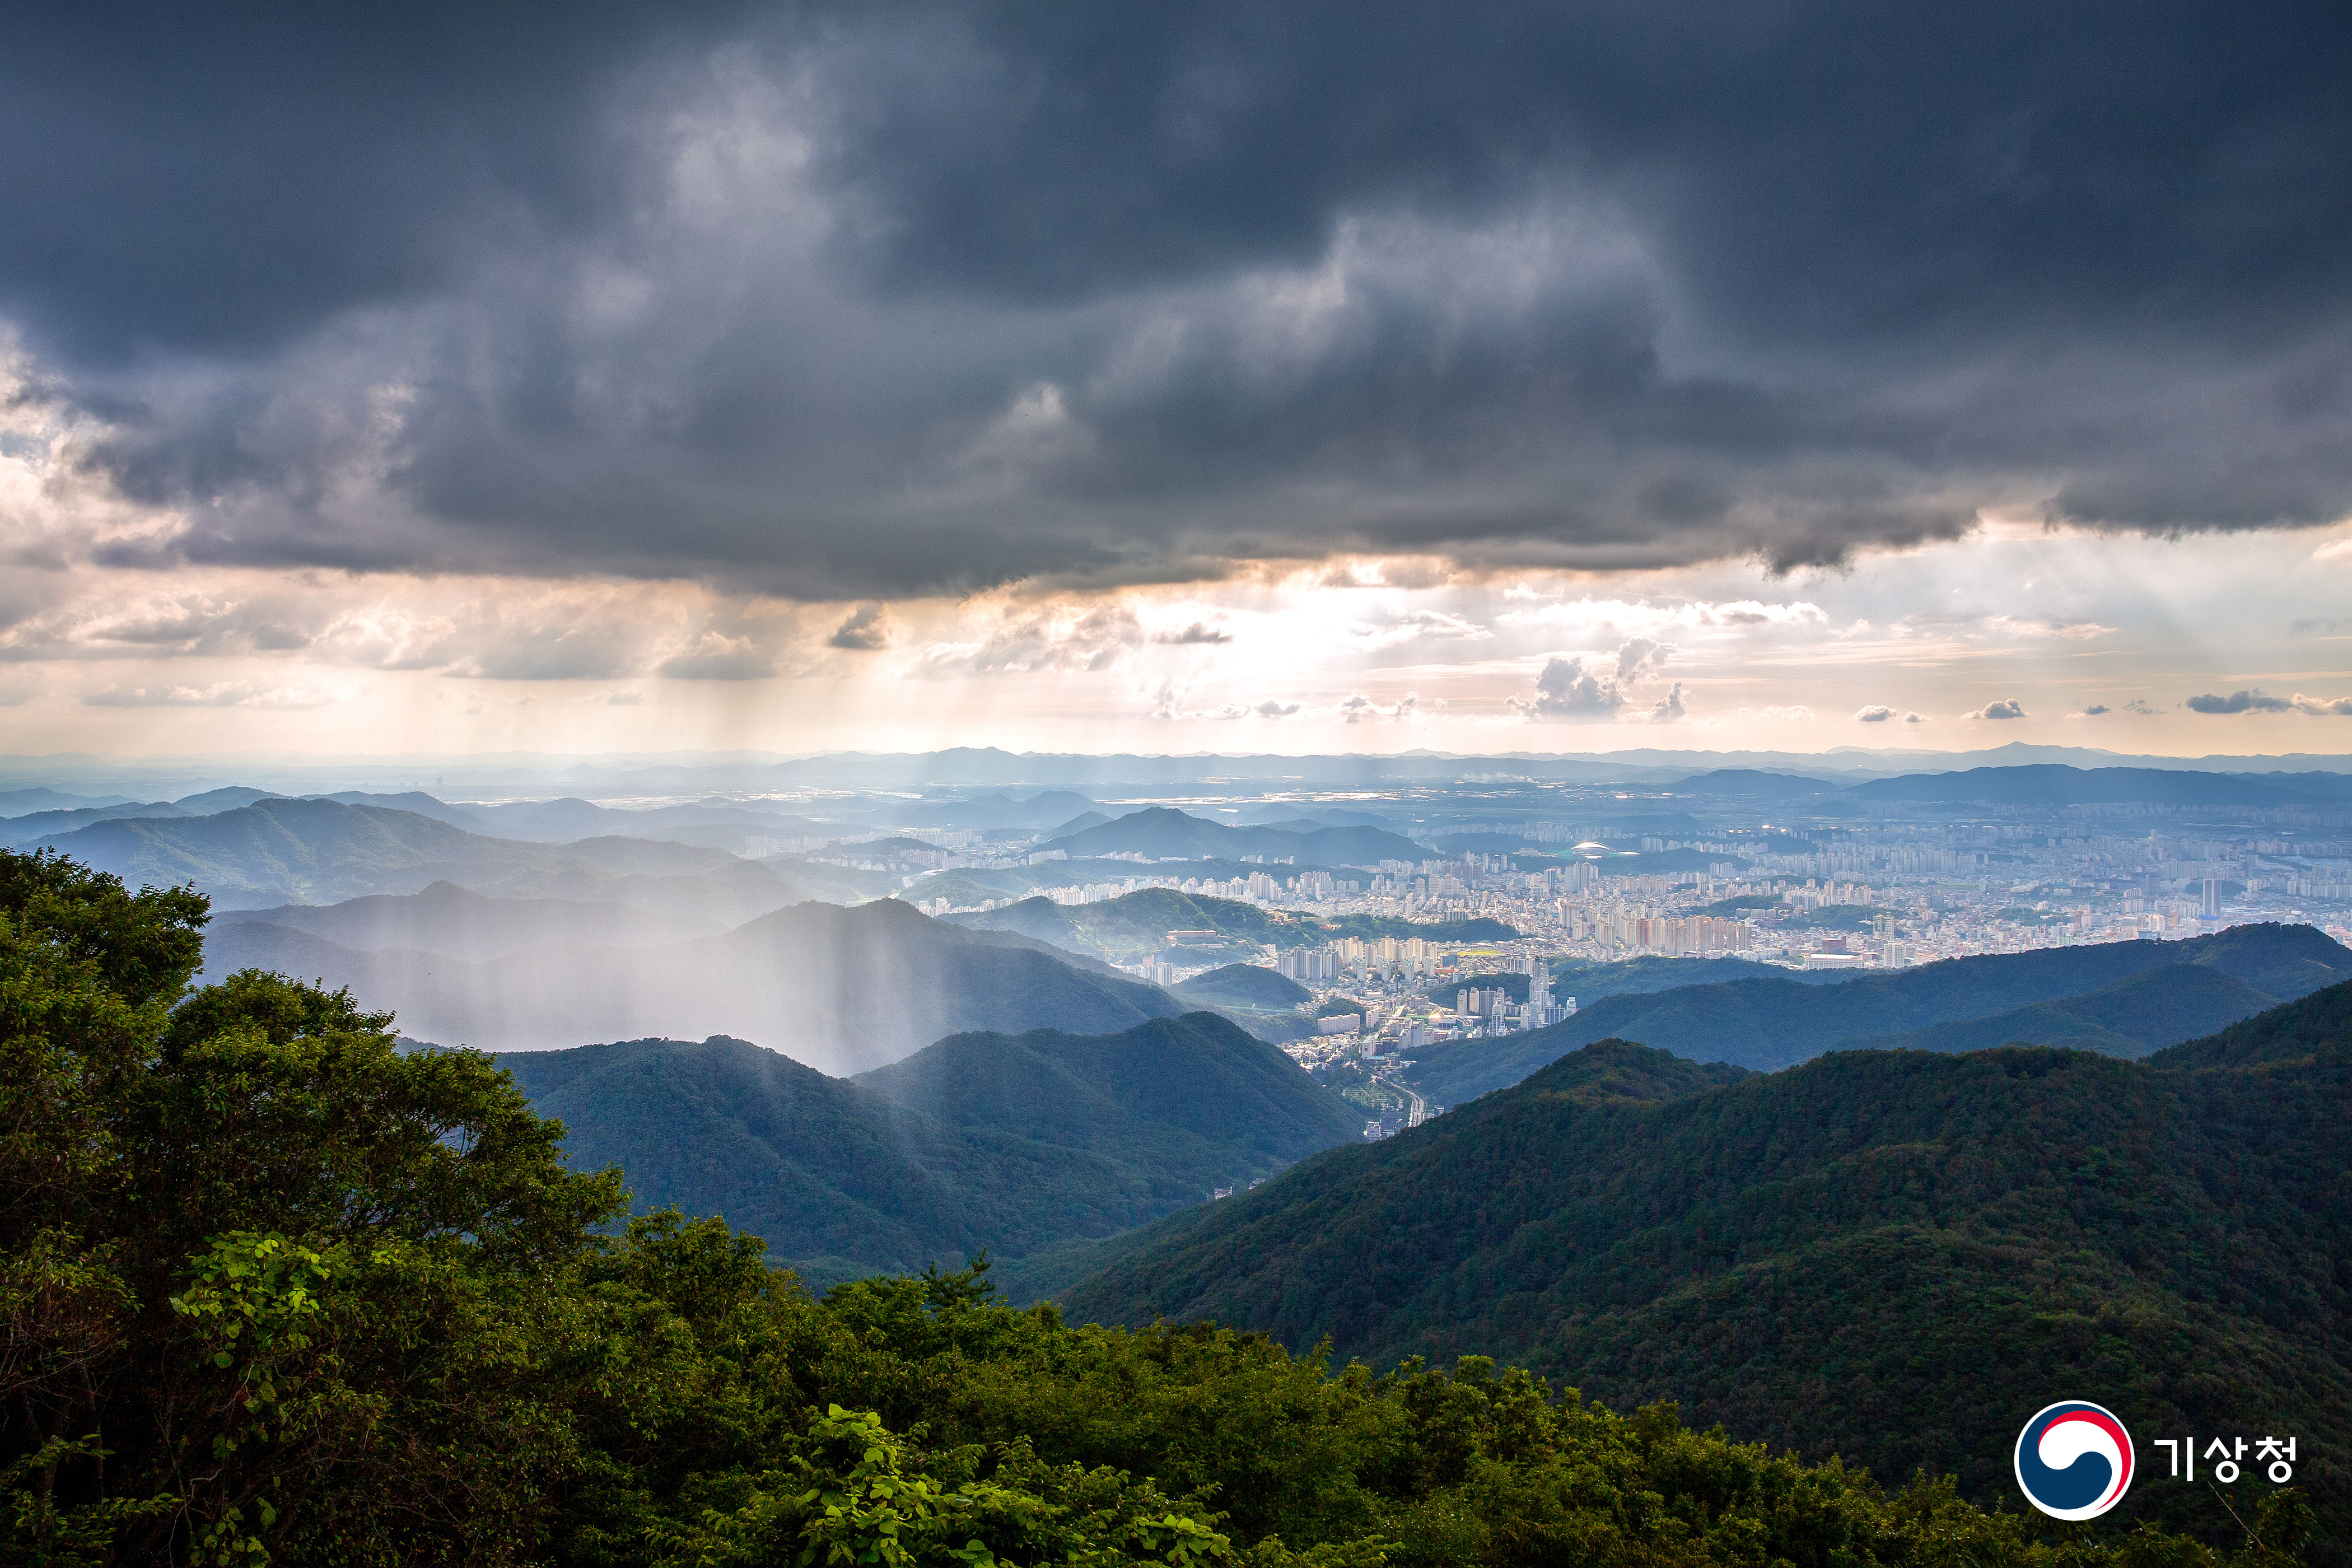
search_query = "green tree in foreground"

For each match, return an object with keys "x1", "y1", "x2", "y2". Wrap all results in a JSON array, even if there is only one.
[{"x1": 0, "y1": 849, "x2": 2312, "y2": 1565}]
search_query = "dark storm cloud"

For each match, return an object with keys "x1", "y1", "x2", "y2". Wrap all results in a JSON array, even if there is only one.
[
  {"x1": 7, "y1": 1, "x2": 2350, "y2": 595},
  {"x1": 0, "y1": 3, "x2": 753, "y2": 362},
  {"x1": 827, "y1": 604, "x2": 894, "y2": 651}
]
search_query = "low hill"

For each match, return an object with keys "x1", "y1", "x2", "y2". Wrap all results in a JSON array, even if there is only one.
[
  {"x1": 1174, "y1": 963, "x2": 1309, "y2": 1010},
  {"x1": 1311, "y1": 912, "x2": 1520, "y2": 946},
  {"x1": 169, "y1": 786, "x2": 287, "y2": 813},
  {"x1": 1404, "y1": 923, "x2": 2352, "y2": 1102},
  {"x1": 0, "y1": 786, "x2": 134, "y2": 814},
  {"x1": 1061, "y1": 995, "x2": 2352, "y2": 1543},
  {"x1": 1695, "y1": 893, "x2": 1781, "y2": 914},
  {"x1": 1842, "y1": 763, "x2": 2313, "y2": 806},
  {"x1": 1038, "y1": 806, "x2": 1425, "y2": 866},
  {"x1": 949, "y1": 888, "x2": 1282, "y2": 964},
  {"x1": 223, "y1": 895, "x2": 1183, "y2": 1071},
  {"x1": 500, "y1": 1012, "x2": 1357, "y2": 1273},
  {"x1": 309, "y1": 790, "x2": 496, "y2": 830}
]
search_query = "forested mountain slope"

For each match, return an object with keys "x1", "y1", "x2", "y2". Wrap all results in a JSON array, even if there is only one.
[
  {"x1": 856, "y1": 1012, "x2": 1359, "y2": 1172},
  {"x1": 1062, "y1": 992, "x2": 2352, "y2": 1546},
  {"x1": 1404, "y1": 922, "x2": 2352, "y2": 1102},
  {"x1": 501, "y1": 1013, "x2": 1355, "y2": 1275},
  {"x1": 2150, "y1": 974, "x2": 2352, "y2": 1068}
]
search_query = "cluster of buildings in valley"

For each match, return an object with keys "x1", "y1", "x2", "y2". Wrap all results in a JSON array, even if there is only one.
[
  {"x1": 1267, "y1": 947, "x2": 1576, "y2": 1085},
  {"x1": 1231, "y1": 806, "x2": 2352, "y2": 1139},
  {"x1": 858, "y1": 797, "x2": 2352, "y2": 1040}
]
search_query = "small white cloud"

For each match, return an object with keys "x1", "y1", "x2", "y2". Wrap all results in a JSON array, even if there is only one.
[
  {"x1": 2290, "y1": 692, "x2": 2352, "y2": 716},
  {"x1": 1855, "y1": 704, "x2": 1895, "y2": 723},
  {"x1": 1509, "y1": 656, "x2": 1623, "y2": 722},
  {"x1": 1903, "y1": 711, "x2": 1928, "y2": 723},
  {"x1": 1333, "y1": 691, "x2": 1419, "y2": 724},
  {"x1": 1151, "y1": 620, "x2": 1234, "y2": 645},
  {"x1": 1967, "y1": 698, "x2": 2027, "y2": 720},
  {"x1": 1256, "y1": 698, "x2": 1302, "y2": 718}
]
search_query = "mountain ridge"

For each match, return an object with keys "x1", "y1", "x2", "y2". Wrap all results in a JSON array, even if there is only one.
[
  {"x1": 222, "y1": 894, "x2": 1184, "y2": 1070},
  {"x1": 499, "y1": 1011, "x2": 1359, "y2": 1276},
  {"x1": 1038, "y1": 806, "x2": 1427, "y2": 865},
  {"x1": 1401, "y1": 923, "x2": 2352, "y2": 1103}
]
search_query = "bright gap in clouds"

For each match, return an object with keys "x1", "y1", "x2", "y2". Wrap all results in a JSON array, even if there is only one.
[{"x1": 1, "y1": 523, "x2": 2347, "y2": 758}]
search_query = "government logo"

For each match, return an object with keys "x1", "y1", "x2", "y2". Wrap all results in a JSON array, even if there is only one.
[{"x1": 2015, "y1": 1401, "x2": 2134, "y2": 1520}]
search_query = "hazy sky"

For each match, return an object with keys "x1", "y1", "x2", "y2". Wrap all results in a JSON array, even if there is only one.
[{"x1": 3, "y1": 2, "x2": 2348, "y2": 759}]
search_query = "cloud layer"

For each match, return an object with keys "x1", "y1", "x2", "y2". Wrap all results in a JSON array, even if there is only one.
[{"x1": 4, "y1": 2, "x2": 2350, "y2": 599}]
